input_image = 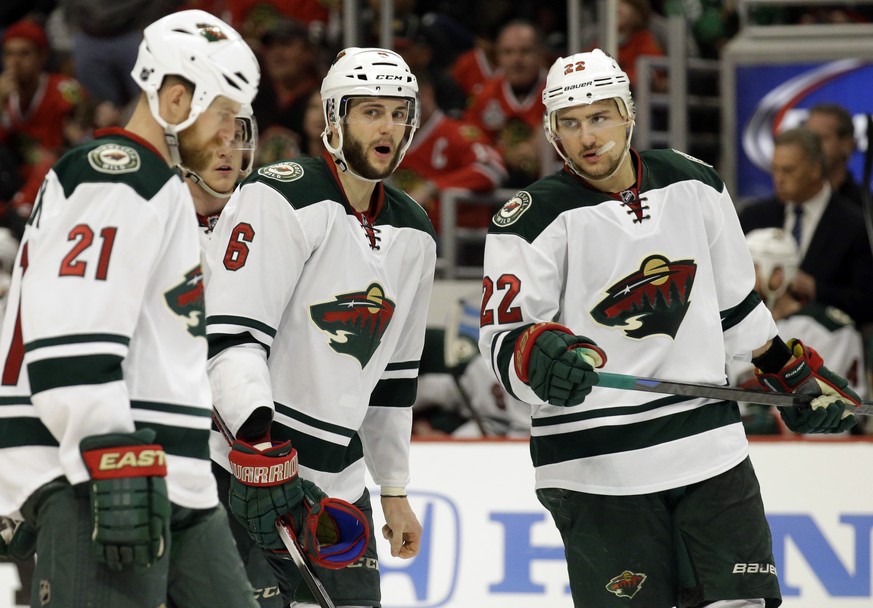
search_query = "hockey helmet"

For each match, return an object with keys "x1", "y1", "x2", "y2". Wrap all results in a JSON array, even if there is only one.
[
  {"x1": 320, "y1": 47, "x2": 419, "y2": 181},
  {"x1": 542, "y1": 49, "x2": 635, "y2": 174},
  {"x1": 131, "y1": 10, "x2": 260, "y2": 161},
  {"x1": 745, "y1": 228, "x2": 800, "y2": 306}
]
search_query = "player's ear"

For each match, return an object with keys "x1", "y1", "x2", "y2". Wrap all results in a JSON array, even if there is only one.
[{"x1": 159, "y1": 80, "x2": 194, "y2": 126}]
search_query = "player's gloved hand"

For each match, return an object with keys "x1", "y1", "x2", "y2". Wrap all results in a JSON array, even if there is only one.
[
  {"x1": 515, "y1": 322, "x2": 606, "y2": 406},
  {"x1": 755, "y1": 339, "x2": 858, "y2": 434},
  {"x1": 228, "y1": 440, "x2": 368, "y2": 568},
  {"x1": 0, "y1": 517, "x2": 37, "y2": 561},
  {"x1": 79, "y1": 429, "x2": 170, "y2": 571},
  {"x1": 277, "y1": 482, "x2": 369, "y2": 570}
]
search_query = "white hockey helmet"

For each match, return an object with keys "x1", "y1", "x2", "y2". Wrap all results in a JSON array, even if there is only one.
[
  {"x1": 745, "y1": 228, "x2": 800, "y2": 307},
  {"x1": 542, "y1": 49, "x2": 635, "y2": 174},
  {"x1": 320, "y1": 47, "x2": 419, "y2": 181},
  {"x1": 131, "y1": 10, "x2": 260, "y2": 163}
]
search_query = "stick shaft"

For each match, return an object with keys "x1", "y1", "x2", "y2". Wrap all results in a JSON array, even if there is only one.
[
  {"x1": 596, "y1": 371, "x2": 873, "y2": 416},
  {"x1": 276, "y1": 520, "x2": 336, "y2": 608}
]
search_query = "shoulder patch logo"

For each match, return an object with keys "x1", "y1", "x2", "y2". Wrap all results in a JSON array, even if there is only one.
[
  {"x1": 671, "y1": 148, "x2": 712, "y2": 167},
  {"x1": 606, "y1": 570, "x2": 647, "y2": 599},
  {"x1": 493, "y1": 191, "x2": 532, "y2": 227},
  {"x1": 259, "y1": 162, "x2": 304, "y2": 182},
  {"x1": 88, "y1": 144, "x2": 140, "y2": 174},
  {"x1": 591, "y1": 254, "x2": 696, "y2": 339},
  {"x1": 310, "y1": 283, "x2": 395, "y2": 367},
  {"x1": 164, "y1": 266, "x2": 205, "y2": 337}
]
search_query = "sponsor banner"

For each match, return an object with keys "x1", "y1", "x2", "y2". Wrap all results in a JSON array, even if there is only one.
[
  {"x1": 735, "y1": 59, "x2": 873, "y2": 199},
  {"x1": 0, "y1": 441, "x2": 870, "y2": 607},
  {"x1": 372, "y1": 440, "x2": 873, "y2": 608}
]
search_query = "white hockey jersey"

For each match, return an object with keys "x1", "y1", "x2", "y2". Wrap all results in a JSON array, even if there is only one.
[
  {"x1": 479, "y1": 149, "x2": 779, "y2": 496},
  {"x1": 205, "y1": 154, "x2": 437, "y2": 502},
  {"x1": 0, "y1": 129, "x2": 217, "y2": 516}
]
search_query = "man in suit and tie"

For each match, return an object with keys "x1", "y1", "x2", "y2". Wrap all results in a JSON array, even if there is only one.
[{"x1": 739, "y1": 127, "x2": 873, "y2": 326}]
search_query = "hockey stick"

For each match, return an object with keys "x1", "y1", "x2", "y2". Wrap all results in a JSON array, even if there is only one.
[
  {"x1": 595, "y1": 371, "x2": 873, "y2": 416},
  {"x1": 276, "y1": 518, "x2": 336, "y2": 608}
]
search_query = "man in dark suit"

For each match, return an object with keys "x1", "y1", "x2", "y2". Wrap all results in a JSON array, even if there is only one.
[{"x1": 739, "y1": 127, "x2": 873, "y2": 326}]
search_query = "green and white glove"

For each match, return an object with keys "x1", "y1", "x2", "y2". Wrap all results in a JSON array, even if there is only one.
[
  {"x1": 0, "y1": 517, "x2": 36, "y2": 561},
  {"x1": 514, "y1": 322, "x2": 606, "y2": 406},
  {"x1": 79, "y1": 429, "x2": 170, "y2": 571},
  {"x1": 228, "y1": 439, "x2": 369, "y2": 568},
  {"x1": 755, "y1": 338, "x2": 858, "y2": 434}
]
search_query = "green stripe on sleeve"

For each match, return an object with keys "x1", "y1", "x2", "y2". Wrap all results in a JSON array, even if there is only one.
[
  {"x1": 0, "y1": 417, "x2": 58, "y2": 448},
  {"x1": 721, "y1": 290, "x2": 763, "y2": 332},
  {"x1": 28, "y1": 354, "x2": 123, "y2": 394},
  {"x1": 24, "y1": 333, "x2": 129, "y2": 352},
  {"x1": 206, "y1": 315, "x2": 277, "y2": 338},
  {"x1": 270, "y1": 425, "x2": 364, "y2": 474},
  {"x1": 134, "y1": 421, "x2": 210, "y2": 460},
  {"x1": 275, "y1": 402, "x2": 356, "y2": 438},
  {"x1": 370, "y1": 377, "x2": 417, "y2": 407}
]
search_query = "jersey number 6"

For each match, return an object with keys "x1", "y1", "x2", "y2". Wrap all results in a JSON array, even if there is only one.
[{"x1": 223, "y1": 223, "x2": 255, "y2": 271}]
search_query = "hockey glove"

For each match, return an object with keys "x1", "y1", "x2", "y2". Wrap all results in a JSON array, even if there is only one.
[
  {"x1": 515, "y1": 323, "x2": 606, "y2": 406},
  {"x1": 79, "y1": 429, "x2": 170, "y2": 571},
  {"x1": 755, "y1": 339, "x2": 858, "y2": 434},
  {"x1": 277, "y1": 482, "x2": 369, "y2": 570},
  {"x1": 228, "y1": 440, "x2": 368, "y2": 568},
  {"x1": 0, "y1": 517, "x2": 36, "y2": 561}
]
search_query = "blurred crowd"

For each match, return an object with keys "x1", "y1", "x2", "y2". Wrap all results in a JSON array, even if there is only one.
[{"x1": 0, "y1": 0, "x2": 870, "y2": 441}]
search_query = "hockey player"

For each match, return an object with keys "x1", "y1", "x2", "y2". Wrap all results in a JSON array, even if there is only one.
[
  {"x1": 478, "y1": 49, "x2": 860, "y2": 608},
  {"x1": 185, "y1": 102, "x2": 258, "y2": 247},
  {"x1": 0, "y1": 10, "x2": 264, "y2": 607},
  {"x1": 204, "y1": 47, "x2": 436, "y2": 607}
]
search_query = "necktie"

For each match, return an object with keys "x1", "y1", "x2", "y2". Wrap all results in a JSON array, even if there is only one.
[{"x1": 791, "y1": 204, "x2": 803, "y2": 246}]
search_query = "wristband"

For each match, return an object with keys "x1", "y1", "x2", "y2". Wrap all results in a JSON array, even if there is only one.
[{"x1": 752, "y1": 336, "x2": 792, "y2": 373}]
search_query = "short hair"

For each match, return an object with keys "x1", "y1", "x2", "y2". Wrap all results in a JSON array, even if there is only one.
[
  {"x1": 774, "y1": 127, "x2": 827, "y2": 174},
  {"x1": 808, "y1": 103, "x2": 855, "y2": 139}
]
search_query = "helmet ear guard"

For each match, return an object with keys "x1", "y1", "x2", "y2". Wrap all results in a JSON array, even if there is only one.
[{"x1": 320, "y1": 47, "x2": 420, "y2": 182}]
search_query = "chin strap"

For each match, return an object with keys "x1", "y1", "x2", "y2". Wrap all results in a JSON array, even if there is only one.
[{"x1": 183, "y1": 167, "x2": 233, "y2": 200}]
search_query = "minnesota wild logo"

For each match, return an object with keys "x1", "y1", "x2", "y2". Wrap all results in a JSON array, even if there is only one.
[
  {"x1": 606, "y1": 570, "x2": 647, "y2": 599},
  {"x1": 310, "y1": 283, "x2": 395, "y2": 367},
  {"x1": 197, "y1": 23, "x2": 228, "y2": 42},
  {"x1": 164, "y1": 266, "x2": 205, "y2": 337},
  {"x1": 592, "y1": 254, "x2": 696, "y2": 339}
]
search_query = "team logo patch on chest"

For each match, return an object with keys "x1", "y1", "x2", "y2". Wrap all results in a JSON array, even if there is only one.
[
  {"x1": 310, "y1": 283, "x2": 395, "y2": 367},
  {"x1": 606, "y1": 570, "x2": 647, "y2": 599},
  {"x1": 591, "y1": 254, "x2": 696, "y2": 339},
  {"x1": 164, "y1": 266, "x2": 205, "y2": 337},
  {"x1": 258, "y1": 162, "x2": 304, "y2": 182},
  {"x1": 88, "y1": 144, "x2": 140, "y2": 174}
]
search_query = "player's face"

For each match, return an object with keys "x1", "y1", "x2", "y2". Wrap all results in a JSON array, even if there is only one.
[
  {"x1": 771, "y1": 143, "x2": 823, "y2": 204},
  {"x1": 341, "y1": 97, "x2": 412, "y2": 180},
  {"x1": 553, "y1": 99, "x2": 630, "y2": 182},
  {"x1": 179, "y1": 96, "x2": 240, "y2": 168}
]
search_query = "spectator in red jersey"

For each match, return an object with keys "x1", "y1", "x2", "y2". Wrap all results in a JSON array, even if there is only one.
[
  {"x1": 0, "y1": 18, "x2": 85, "y2": 217},
  {"x1": 392, "y1": 73, "x2": 506, "y2": 234},
  {"x1": 616, "y1": 0, "x2": 666, "y2": 92},
  {"x1": 463, "y1": 19, "x2": 547, "y2": 188},
  {"x1": 450, "y1": 21, "x2": 500, "y2": 102}
]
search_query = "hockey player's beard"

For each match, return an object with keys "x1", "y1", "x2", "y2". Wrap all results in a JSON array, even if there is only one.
[
  {"x1": 343, "y1": 133, "x2": 400, "y2": 180},
  {"x1": 179, "y1": 129, "x2": 222, "y2": 174}
]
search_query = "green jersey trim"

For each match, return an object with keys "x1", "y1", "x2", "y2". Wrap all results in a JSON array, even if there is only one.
[
  {"x1": 54, "y1": 135, "x2": 177, "y2": 201},
  {"x1": 131, "y1": 400, "x2": 212, "y2": 419},
  {"x1": 270, "y1": 422, "x2": 364, "y2": 474},
  {"x1": 370, "y1": 377, "x2": 417, "y2": 408},
  {"x1": 28, "y1": 354, "x2": 123, "y2": 394},
  {"x1": 275, "y1": 401, "x2": 357, "y2": 438},
  {"x1": 0, "y1": 417, "x2": 58, "y2": 448},
  {"x1": 206, "y1": 315, "x2": 277, "y2": 338},
  {"x1": 134, "y1": 420, "x2": 209, "y2": 460},
  {"x1": 721, "y1": 290, "x2": 762, "y2": 332},
  {"x1": 25, "y1": 333, "x2": 130, "y2": 352},
  {"x1": 531, "y1": 401, "x2": 740, "y2": 467}
]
